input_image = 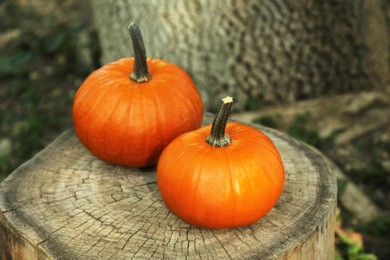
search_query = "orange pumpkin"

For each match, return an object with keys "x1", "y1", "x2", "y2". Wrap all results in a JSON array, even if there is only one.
[
  {"x1": 73, "y1": 23, "x2": 203, "y2": 167},
  {"x1": 157, "y1": 97, "x2": 285, "y2": 229}
]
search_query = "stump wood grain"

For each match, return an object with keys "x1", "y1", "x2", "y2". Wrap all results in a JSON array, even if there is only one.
[{"x1": 0, "y1": 114, "x2": 337, "y2": 259}]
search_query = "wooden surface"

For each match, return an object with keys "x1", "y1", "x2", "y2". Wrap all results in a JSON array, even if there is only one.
[{"x1": 0, "y1": 114, "x2": 337, "y2": 259}]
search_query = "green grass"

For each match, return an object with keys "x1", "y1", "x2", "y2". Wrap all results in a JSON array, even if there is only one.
[
  {"x1": 0, "y1": 2, "x2": 97, "y2": 181},
  {"x1": 335, "y1": 239, "x2": 377, "y2": 260},
  {"x1": 357, "y1": 215, "x2": 390, "y2": 239},
  {"x1": 253, "y1": 115, "x2": 278, "y2": 129},
  {"x1": 286, "y1": 112, "x2": 340, "y2": 149}
]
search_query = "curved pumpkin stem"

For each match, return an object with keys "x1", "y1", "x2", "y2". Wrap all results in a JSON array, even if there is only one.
[
  {"x1": 128, "y1": 22, "x2": 151, "y2": 83},
  {"x1": 206, "y1": 96, "x2": 233, "y2": 147}
]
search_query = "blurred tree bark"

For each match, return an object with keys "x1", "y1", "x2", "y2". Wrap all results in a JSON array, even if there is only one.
[{"x1": 91, "y1": 0, "x2": 389, "y2": 110}]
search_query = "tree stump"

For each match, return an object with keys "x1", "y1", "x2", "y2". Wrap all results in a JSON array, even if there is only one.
[{"x1": 0, "y1": 114, "x2": 337, "y2": 259}]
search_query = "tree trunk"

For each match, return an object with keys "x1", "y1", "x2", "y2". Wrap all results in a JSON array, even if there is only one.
[
  {"x1": 90, "y1": 0, "x2": 389, "y2": 110},
  {"x1": 0, "y1": 114, "x2": 337, "y2": 259}
]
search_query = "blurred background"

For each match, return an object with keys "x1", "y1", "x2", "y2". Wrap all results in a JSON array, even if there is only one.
[
  {"x1": 0, "y1": 0, "x2": 389, "y2": 259},
  {"x1": 0, "y1": 0, "x2": 99, "y2": 180}
]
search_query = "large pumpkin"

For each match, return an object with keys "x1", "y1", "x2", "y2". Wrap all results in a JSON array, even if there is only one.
[
  {"x1": 157, "y1": 97, "x2": 285, "y2": 229},
  {"x1": 73, "y1": 23, "x2": 203, "y2": 167}
]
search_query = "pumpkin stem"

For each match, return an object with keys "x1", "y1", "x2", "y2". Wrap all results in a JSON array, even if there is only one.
[
  {"x1": 206, "y1": 97, "x2": 233, "y2": 147},
  {"x1": 128, "y1": 22, "x2": 151, "y2": 83}
]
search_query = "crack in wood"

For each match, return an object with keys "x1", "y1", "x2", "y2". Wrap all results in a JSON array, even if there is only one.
[{"x1": 0, "y1": 118, "x2": 337, "y2": 259}]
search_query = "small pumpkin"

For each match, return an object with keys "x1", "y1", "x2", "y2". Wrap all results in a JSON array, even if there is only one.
[
  {"x1": 157, "y1": 97, "x2": 285, "y2": 229},
  {"x1": 73, "y1": 23, "x2": 203, "y2": 167}
]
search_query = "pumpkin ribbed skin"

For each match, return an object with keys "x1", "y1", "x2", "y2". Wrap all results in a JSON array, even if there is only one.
[
  {"x1": 73, "y1": 57, "x2": 203, "y2": 167},
  {"x1": 157, "y1": 122, "x2": 285, "y2": 229}
]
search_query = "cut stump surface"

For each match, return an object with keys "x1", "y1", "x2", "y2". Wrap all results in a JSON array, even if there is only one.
[{"x1": 0, "y1": 114, "x2": 337, "y2": 259}]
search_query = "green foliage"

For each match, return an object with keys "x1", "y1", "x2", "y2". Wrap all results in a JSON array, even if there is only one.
[
  {"x1": 351, "y1": 137, "x2": 389, "y2": 195},
  {"x1": 253, "y1": 112, "x2": 384, "y2": 258},
  {"x1": 0, "y1": 52, "x2": 33, "y2": 78},
  {"x1": 355, "y1": 137, "x2": 390, "y2": 158},
  {"x1": 351, "y1": 160, "x2": 387, "y2": 187},
  {"x1": 0, "y1": 4, "x2": 96, "y2": 180},
  {"x1": 357, "y1": 215, "x2": 390, "y2": 239},
  {"x1": 335, "y1": 213, "x2": 379, "y2": 260},
  {"x1": 336, "y1": 236, "x2": 377, "y2": 260},
  {"x1": 337, "y1": 179, "x2": 349, "y2": 196},
  {"x1": 286, "y1": 112, "x2": 339, "y2": 149},
  {"x1": 40, "y1": 26, "x2": 75, "y2": 55},
  {"x1": 0, "y1": 81, "x2": 65, "y2": 178},
  {"x1": 247, "y1": 96, "x2": 262, "y2": 111},
  {"x1": 287, "y1": 112, "x2": 322, "y2": 147},
  {"x1": 253, "y1": 116, "x2": 278, "y2": 128}
]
